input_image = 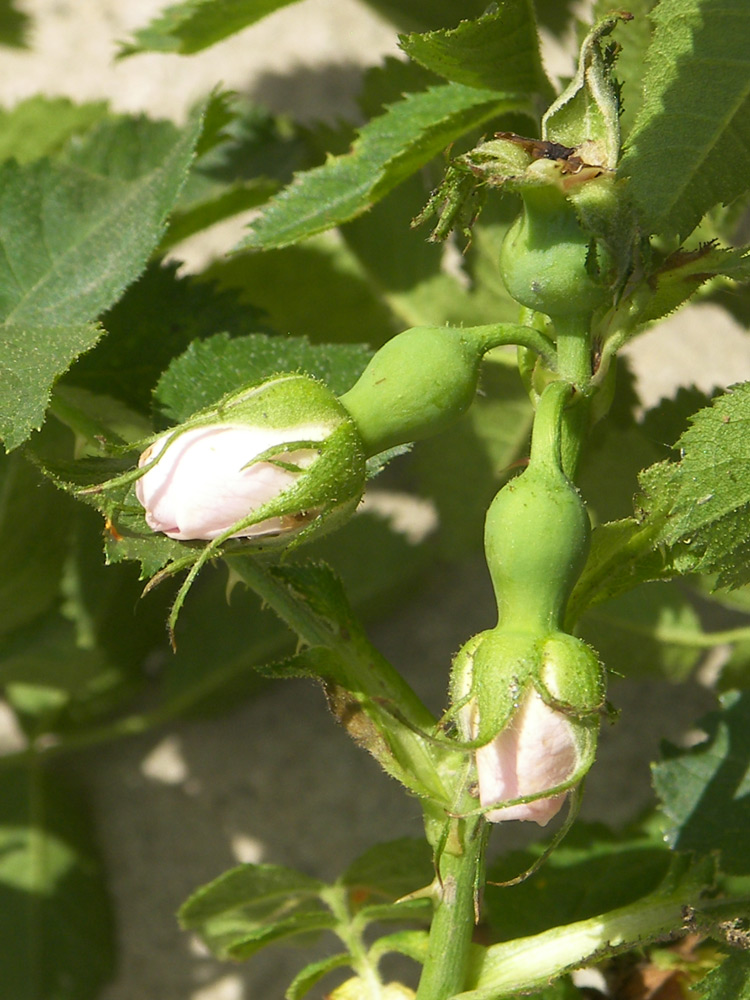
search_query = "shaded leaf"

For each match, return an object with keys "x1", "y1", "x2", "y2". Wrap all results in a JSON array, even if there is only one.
[
  {"x1": 578, "y1": 582, "x2": 704, "y2": 682},
  {"x1": 360, "y1": 0, "x2": 487, "y2": 33},
  {"x1": 399, "y1": 3, "x2": 551, "y2": 98},
  {"x1": 0, "y1": 97, "x2": 108, "y2": 163},
  {"x1": 620, "y1": 0, "x2": 750, "y2": 239},
  {"x1": 653, "y1": 689, "x2": 750, "y2": 874},
  {"x1": 0, "y1": 452, "x2": 73, "y2": 637},
  {"x1": 0, "y1": 0, "x2": 29, "y2": 47},
  {"x1": 238, "y1": 83, "x2": 530, "y2": 251},
  {"x1": 154, "y1": 331, "x2": 372, "y2": 421},
  {"x1": 484, "y1": 821, "x2": 670, "y2": 942},
  {"x1": 120, "y1": 0, "x2": 301, "y2": 56},
  {"x1": 342, "y1": 838, "x2": 433, "y2": 904},
  {"x1": 0, "y1": 767, "x2": 114, "y2": 1000},
  {"x1": 69, "y1": 261, "x2": 259, "y2": 414}
]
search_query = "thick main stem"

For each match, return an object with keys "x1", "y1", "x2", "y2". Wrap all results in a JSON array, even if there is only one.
[
  {"x1": 551, "y1": 312, "x2": 594, "y2": 478},
  {"x1": 415, "y1": 817, "x2": 484, "y2": 1000}
]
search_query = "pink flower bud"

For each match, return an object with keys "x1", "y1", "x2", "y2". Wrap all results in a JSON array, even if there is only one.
[
  {"x1": 475, "y1": 687, "x2": 578, "y2": 826},
  {"x1": 136, "y1": 423, "x2": 328, "y2": 540}
]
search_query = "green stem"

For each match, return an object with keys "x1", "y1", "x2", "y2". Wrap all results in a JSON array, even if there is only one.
[
  {"x1": 552, "y1": 314, "x2": 593, "y2": 390},
  {"x1": 322, "y1": 884, "x2": 384, "y2": 997},
  {"x1": 461, "y1": 323, "x2": 557, "y2": 368},
  {"x1": 415, "y1": 817, "x2": 484, "y2": 1000},
  {"x1": 528, "y1": 379, "x2": 572, "y2": 472}
]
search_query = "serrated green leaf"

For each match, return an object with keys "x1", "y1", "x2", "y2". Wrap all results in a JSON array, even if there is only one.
[
  {"x1": 238, "y1": 83, "x2": 531, "y2": 251},
  {"x1": 160, "y1": 176, "x2": 277, "y2": 250},
  {"x1": 620, "y1": 0, "x2": 750, "y2": 239},
  {"x1": 286, "y1": 953, "x2": 352, "y2": 1000},
  {"x1": 640, "y1": 382, "x2": 750, "y2": 588},
  {"x1": 578, "y1": 581, "x2": 704, "y2": 681},
  {"x1": 0, "y1": 107, "x2": 205, "y2": 450},
  {"x1": 0, "y1": 767, "x2": 114, "y2": 1000},
  {"x1": 0, "y1": 322, "x2": 104, "y2": 450},
  {"x1": 0, "y1": 97, "x2": 108, "y2": 163},
  {"x1": 398, "y1": 3, "x2": 552, "y2": 99},
  {"x1": 693, "y1": 952, "x2": 750, "y2": 999},
  {"x1": 653, "y1": 690, "x2": 750, "y2": 874},
  {"x1": 154, "y1": 331, "x2": 372, "y2": 422},
  {"x1": 120, "y1": 0, "x2": 300, "y2": 56}
]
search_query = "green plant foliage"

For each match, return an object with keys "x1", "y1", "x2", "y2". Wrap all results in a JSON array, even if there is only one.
[
  {"x1": 693, "y1": 952, "x2": 750, "y2": 999},
  {"x1": 120, "y1": 0, "x2": 301, "y2": 56},
  {"x1": 0, "y1": 767, "x2": 114, "y2": 1000},
  {"x1": 286, "y1": 954, "x2": 352, "y2": 1000},
  {"x1": 485, "y1": 821, "x2": 670, "y2": 941},
  {"x1": 0, "y1": 0, "x2": 29, "y2": 47},
  {"x1": 578, "y1": 582, "x2": 704, "y2": 681},
  {"x1": 361, "y1": 0, "x2": 488, "y2": 33},
  {"x1": 653, "y1": 689, "x2": 750, "y2": 875},
  {"x1": 0, "y1": 452, "x2": 73, "y2": 637},
  {"x1": 68, "y1": 262, "x2": 261, "y2": 414},
  {"x1": 620, "y1": 0, "x2": 750, "y2": 239},
  {"x1": 204, "y1": 235, "x2": 398, "y2": 348},
  {"x1": 237, "y1": 83, "x2": 530, "y2": 251},
  {"x1": 0, "y1": 107, "x2": 206, "y2": 450},
  {"x1": 641, "y1": 382, "x2": 750, "y2": 587},
  {"x1": 154, "y1": 331, "x2": 372, "y2": 421},
  {"x1": 341, "y1": 837, "x2": 433, "y2": 902},
  {"x1": 178, "y1": 863, "x2": 333, "y2": 958},
  {"x1": 0, "y1": 97, "x2": 109, "y2": 163},
  {"x1": 399, "y1": 2, "x2": 552, "y2": 99}
]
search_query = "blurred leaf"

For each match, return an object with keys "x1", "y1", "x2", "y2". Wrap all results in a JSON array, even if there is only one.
[
  {"x1": 120, "y1": 0, "x2": 301, "y2": 55},
  {"x1": 68, "y1": 261, "x2": 259, "y2": 415},
  {"x1": 360, "y1": 0, "x2": 487, "y2": 33},
  {"x1": 204, "y1": 235, "x2": 397, "y2": 349},
  {"x1": 342, "y1": 176, "x2": 520, "y2": 330},
  {"x1": 154, "y1": 331, "x2": 372, "y2": 421},
  {"x1": 286, "y1": 953, "x2": 352, "y2": 1000},
  {"x1": 0, "y1": 106, "x2": 206, "y2": 450},
  {"x1": 0, "y1": 0, "x2": 29, "y2": 47},
  {"x1": 399, "y1": 3, "x2": 552, "y2": 99},
  {"x1": 578, "y1": 421, "x2": 665, "y2": 524},
  {"x1": 620, "y1": 0, "x2": 750, "y2": 239},
  {"x1": 179, "y1": 862, "x2": 331, "y2": 958},
  {"x1": 238, "y1": 83, "x2": 531, "y2": 251},
  {"x1": 0, "y1": 97, "x2": 108, "y2": 163},
  {"x1": 161, "y1": 177, "x2": 277, "y2": 250},
  {"x1": 342, "y1": 838, "x2": 433, "y2": 903},
  {"x1": 653, "y1": 690, "x2": 750, "y2": 874},
  {"x1": 0, "y1": 452, "x2": 73, "y2": 637},
  {"x1": 578, "y1": 581, "x2": 704, "y2": 681},
  {"x1": 693, "y1": 952, "x2": 750, "y2": 999},
  {"x1": 484, "y1": 821, "x2": 670, "y2": 942},
  {"x1": 0, "y1": 616, "x2": 133, "y2": 735},
  {"x1": 0, "y1": 766, "x2": 114, "y2": 1000},
  {"x1": 414, "y1": 357, "x2": 533, "y2": 558}
]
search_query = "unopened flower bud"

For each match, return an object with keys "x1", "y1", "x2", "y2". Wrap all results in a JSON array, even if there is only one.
[
  {"x1": 135, "y1": 374, "x2": 366, "y2": 545},
  {"x1": 451, "y1": 629, "x2": 604, "y2": 825}
]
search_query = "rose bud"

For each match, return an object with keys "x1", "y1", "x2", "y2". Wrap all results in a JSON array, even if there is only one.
[
  {"x1": 451, "y1": 630, "x2": 604, "y2": 825},
  {"x1": 134, "y1": 373, "x2": 366, "y2": 545}
]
